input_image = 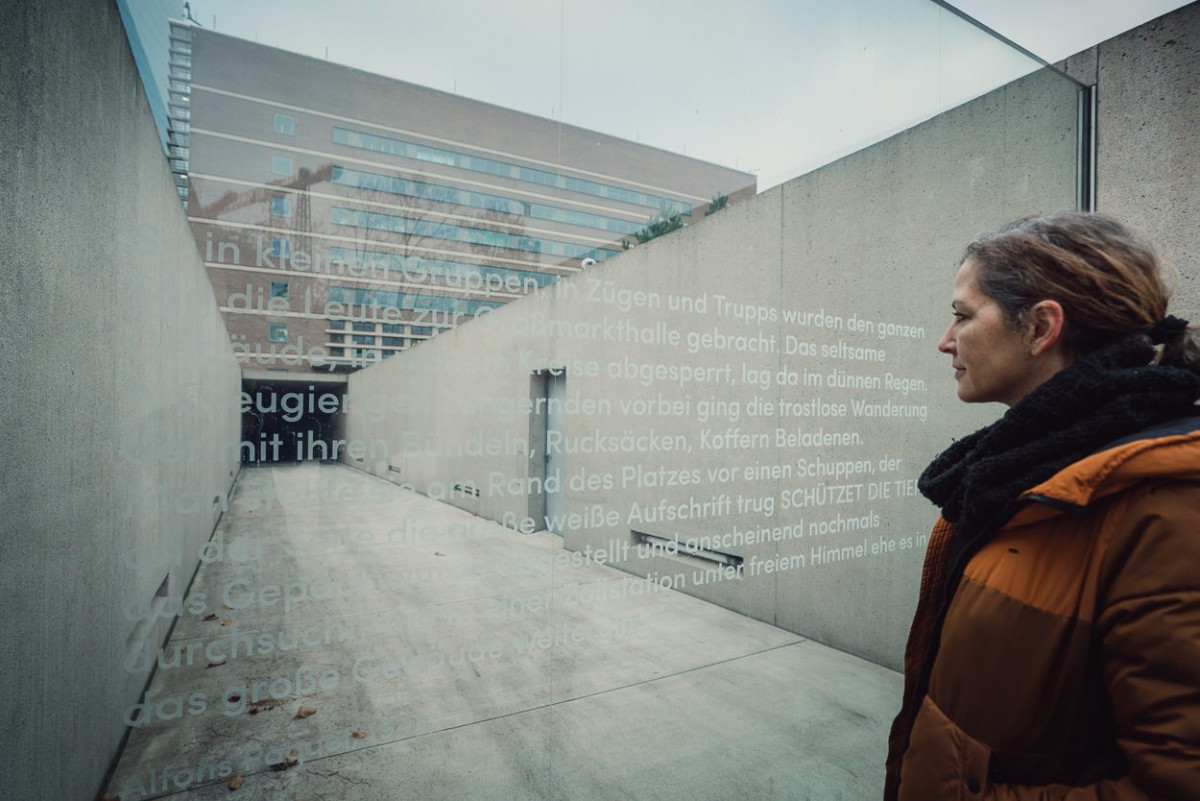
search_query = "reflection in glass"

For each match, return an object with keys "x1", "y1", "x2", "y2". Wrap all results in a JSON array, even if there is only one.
[{"x1": 97, "y1": 1, "x2": 1087, "y2": 799}]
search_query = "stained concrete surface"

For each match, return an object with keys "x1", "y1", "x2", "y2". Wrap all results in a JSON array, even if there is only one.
[
  {"x1": 1060, "y1": 2, "x2": 1200, "y2": 311},
  {"x1": 1, "y1": 2, "x2": 241, "y2": 798},
  {"x1": 106, "y1": 463, "x2": 901, "y2": 801}
]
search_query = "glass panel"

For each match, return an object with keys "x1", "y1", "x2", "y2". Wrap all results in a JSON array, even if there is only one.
[{"x1": 40, "y1": 3, "x2": 1102, "y2": 801}]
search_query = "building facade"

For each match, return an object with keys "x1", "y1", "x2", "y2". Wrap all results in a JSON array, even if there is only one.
[
  {"x1": 172, "y1": 23, "x2": 757, "y2": 374},
  {"x1": 115, "y1": 0, "x2": 183, "y2": 152}
]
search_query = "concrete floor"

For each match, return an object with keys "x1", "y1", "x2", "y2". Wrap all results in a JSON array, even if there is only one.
[{"x1": 106, "y1": 463, "x2": 901, "y2": 801}]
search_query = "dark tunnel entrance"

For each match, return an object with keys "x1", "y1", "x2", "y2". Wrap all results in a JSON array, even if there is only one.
[{"x1": 240, "y1": 378, "x2": 349, "y2": 463}]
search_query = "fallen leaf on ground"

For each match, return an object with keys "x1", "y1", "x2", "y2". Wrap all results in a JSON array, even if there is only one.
[
  {"x1": 203, "y1": 613, "x2": 218, "y2": 621},
  {"x1": 295, "y1": 706, "x2": 317, "y2": 719},
  {"x1": 248, "y1": 698, "x2": 289, "y2": 714},
  {"x1": 219, "y1": 618, "x2": 232, "y2": 626},
  {"x1": 206, "y1": 659, "x2": 226, "y2": 668},
  {"x1": 351, "y1": 729, "x2": 367, "y2": 739},
  {"x1": 228, "y1": 773, "x2": 244, "y2": 790},
  {"x1": 270, "y1": 750, "x2": 300, "y2": 771}
]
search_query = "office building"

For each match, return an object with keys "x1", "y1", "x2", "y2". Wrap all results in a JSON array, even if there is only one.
[{"x1": 171, "y1": 22, "x2": 757, "y2": 374}]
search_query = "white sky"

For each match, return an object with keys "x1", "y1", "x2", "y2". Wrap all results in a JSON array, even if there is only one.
[
  {"x1": 945, "y1": 0, "x2": 1188, "y2": 62},
  {"x1": 182, "y1": 0, "x2": 1191, "y2": 190}
]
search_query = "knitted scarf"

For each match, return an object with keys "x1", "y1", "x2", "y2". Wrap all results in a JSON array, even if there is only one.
[
  {"x1": 919, "y1": 336, "x2": 1200, "y2": 541},
  {"x1": 883, "y1": 335, "x2": 1200, "y2": 801}
]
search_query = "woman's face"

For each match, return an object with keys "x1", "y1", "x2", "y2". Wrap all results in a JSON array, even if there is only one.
[{"x1": 937, "y1": 260, "x2": 1047, "y2": 406}]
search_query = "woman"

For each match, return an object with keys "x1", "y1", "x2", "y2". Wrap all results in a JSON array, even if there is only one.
[{"x1": 884, "y1": 213, "x2": 1200, "y2": 800}]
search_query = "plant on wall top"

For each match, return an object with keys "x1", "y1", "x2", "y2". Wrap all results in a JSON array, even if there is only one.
[
  {"x1": 631, "y1": 210, "x2": 684, "y2": 245},
  {"x1": 706, "y1": 193, "x2": 728, "y2": 216}
]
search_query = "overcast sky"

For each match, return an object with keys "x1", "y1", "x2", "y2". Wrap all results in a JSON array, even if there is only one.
[
  {"x1": 944, "y1": 0, "x2": 1187, "y2": 61},
  {"x1": 182, "y1": 0, "x2": 1190, "y2": 189}
]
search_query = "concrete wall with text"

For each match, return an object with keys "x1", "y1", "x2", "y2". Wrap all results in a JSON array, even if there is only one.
[
  {"x1": 343, "y1": 66, "x2": 1081, "y2": 671},
  {"x1": 1060, "y1": 1, "x2": 1200, "y2": 317},
  {"x1": 0, "y1": 2, "x2": 242, "y2": 800}
]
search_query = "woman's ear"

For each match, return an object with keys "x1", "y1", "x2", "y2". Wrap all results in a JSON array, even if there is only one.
[{"x1": 1026, "y1": 300, "x2": 1065, "y2": 356}]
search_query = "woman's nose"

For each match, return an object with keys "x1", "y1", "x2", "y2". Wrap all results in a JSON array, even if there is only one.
[{"x1": 937, "y1": 324, "x2": 955, "y2": 354}]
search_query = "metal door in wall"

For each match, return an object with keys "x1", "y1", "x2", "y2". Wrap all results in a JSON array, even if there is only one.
[{"x1": 543, "y1": 370, "x2": 565, "y2": 534}]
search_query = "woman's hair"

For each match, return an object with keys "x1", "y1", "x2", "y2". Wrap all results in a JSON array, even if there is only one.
[{"x1": 963, "y1": 212, "x2": 1200, "y2": 372}]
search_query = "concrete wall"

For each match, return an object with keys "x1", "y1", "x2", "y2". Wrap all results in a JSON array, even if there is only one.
[
  {"x1": 1059, "y1": 1, "x2": 1200, "y2": 315},
  {"x1": 0, "y1": 2, "x2": 241, "y2": 800},
  {"x1": 342, "y1": 65, "x2": 1081, "y2": 672}
]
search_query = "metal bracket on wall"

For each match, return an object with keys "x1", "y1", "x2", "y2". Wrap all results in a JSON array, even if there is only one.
[
  {"x1": 453, "y1": 482, "x2": 480, "y2": 498},
  {"x1": 634, "y1": 531, "x2": 744, "y2": 571}
]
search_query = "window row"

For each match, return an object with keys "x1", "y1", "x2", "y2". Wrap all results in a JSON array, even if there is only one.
[
  {"x1": 326, "y1": 246, "x2": 556, "y2": 291},
  {"x1": 325, "y1": 347, "x2": 400, "y2": 360},
  {"x1": 331, "y1": 165, "x2": 644, "y2": 235},
  {"x1": 326, "y1": 320, "x2": 414, "y2": 333},
  {"x1": 332, "y1": 127, "x2": 692, "y2": 215},
  {"x1": 257, "y1": 242, "x2": 554, "y2": 293},
  {"x1": 166, "y1": 32, "x2": 192, "y2": 209},
  {"x1": 328, "y1": 333, "x2": 418, "y2": 348},
  {"x1": 331, "y1": 321, "x2": 433, "y2": 336},
  {"x1": 330, "y1": 206, "x2": 616, "y2": 262},
  {"x1": 261, "y1": 321, "x2": 429, "y2": 351},
  {"x1": 326, "y1": 285, "x2": 504, "y2": 316}
]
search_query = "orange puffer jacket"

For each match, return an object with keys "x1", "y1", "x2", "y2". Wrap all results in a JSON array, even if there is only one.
[{"x1": 886, "y1": 416, "x2": 1200, "y2": 800}]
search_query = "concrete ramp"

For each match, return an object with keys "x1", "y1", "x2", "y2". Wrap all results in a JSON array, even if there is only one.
[{"x1": 105, "y1": 463, "x2": 900, "y2": 800}]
